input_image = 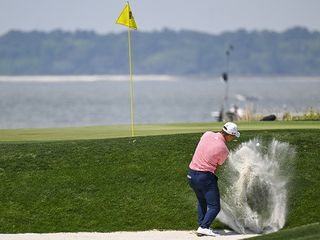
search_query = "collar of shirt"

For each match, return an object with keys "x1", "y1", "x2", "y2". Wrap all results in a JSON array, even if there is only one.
[{"x1": 217, "y1": 132, "x2": 226, "y2": 143}]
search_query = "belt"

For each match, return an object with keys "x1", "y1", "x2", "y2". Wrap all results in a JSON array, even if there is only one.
[{"x1": 188, "y1": 168, "x2": 218, "y2": 179}]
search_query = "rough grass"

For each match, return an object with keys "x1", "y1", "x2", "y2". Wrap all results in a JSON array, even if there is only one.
[{"x1": 0, "y1": 127, "x2": 319, "y2": 238}]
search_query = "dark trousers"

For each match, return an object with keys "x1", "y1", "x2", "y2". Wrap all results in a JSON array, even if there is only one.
[{"x1": 187, "y1": 169, "x2": 221, "y2": 228}]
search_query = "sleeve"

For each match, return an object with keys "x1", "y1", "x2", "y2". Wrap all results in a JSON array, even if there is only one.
[{"x1": 218, "y1": 146, "x2": 229, "y2": 165}]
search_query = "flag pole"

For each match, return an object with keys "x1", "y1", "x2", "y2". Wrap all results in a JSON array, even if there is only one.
[
  {"x1": 116, "y1": 1, "x2": 137, "y2": 139},
  {"x1": 128, "y1": 27, "x2": 135, "y2": 138}
]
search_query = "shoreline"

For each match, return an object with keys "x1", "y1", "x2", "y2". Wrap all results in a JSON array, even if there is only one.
[{"x1": 0, "y1": 75, "x2": 319, "y2": 83}]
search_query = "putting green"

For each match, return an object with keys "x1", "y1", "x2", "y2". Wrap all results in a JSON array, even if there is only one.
[{"x1": 0, "y1": 121, "x2": 318, "y2": 142}]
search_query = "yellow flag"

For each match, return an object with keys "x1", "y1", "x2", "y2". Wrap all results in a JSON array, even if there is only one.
[{"x1": 116, "y1": 2, "x2": 137, "y2": 30}]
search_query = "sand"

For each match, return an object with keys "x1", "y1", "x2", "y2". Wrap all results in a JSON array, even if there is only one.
[{"x1": 0, "y1": 230, "x2": 258, "y2": 240}]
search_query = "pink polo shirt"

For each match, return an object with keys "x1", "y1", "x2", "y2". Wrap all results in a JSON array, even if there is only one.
[{"x1": 189, "y1": 131, "x2": 229, "y2": 174}]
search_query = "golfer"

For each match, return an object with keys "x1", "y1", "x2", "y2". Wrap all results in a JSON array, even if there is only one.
[{"x1": 187, "y1": 122, "x2": 240, "y2": 237}]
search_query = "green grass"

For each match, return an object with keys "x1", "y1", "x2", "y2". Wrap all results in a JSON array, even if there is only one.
[
  {"x1": 0, "y1": 121, "x2": 319, "y2": 142},
  {"x1": 250, "y1": 223, "x2": 320, "y2": 240},
  {"x1": 0, "y1": 125, "x2": 319, "y2": 237}
]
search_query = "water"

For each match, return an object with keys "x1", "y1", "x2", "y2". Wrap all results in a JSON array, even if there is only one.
[
  {"x1": 0, "y1": 75, "x2": 319, "y2": 129},
  {"x1": 217, "y1": 139, "x2": 296, "y2": 234}
]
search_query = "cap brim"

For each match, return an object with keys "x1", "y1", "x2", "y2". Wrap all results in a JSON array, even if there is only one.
[{"x1": 235, "y1": 132, "x2": 240, "y2": 138}]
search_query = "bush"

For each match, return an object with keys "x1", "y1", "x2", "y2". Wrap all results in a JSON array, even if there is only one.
[{"x1": 302, "y1": 108, "x2": 320, "y2": 120}]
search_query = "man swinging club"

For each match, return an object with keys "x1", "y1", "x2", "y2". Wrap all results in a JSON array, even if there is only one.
[{"x1": 187, "y1": 122, "x2": 240, "y2": 237}]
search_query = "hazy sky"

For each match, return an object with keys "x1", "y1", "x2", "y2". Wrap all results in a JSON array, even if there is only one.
[{"x1": 1, "y1": 0, "x2": 320, "y2": 35}]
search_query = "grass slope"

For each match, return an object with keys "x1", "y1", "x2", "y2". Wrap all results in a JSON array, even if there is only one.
[
  {"x1": 250, "y1": 223, "x2": 320, "y2": 240},
  {"x1": 0, "y1": 127, "x2": 319, "y2": 238}
]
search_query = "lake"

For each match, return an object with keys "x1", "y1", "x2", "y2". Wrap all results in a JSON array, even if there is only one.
[{"x1": 0, "y1": 75, "x2": 319, "y2": 129}]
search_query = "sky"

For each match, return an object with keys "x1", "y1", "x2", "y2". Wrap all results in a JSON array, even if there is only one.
[{"x1": 1, "y1": 0, "x2": 320, "y2": 35}]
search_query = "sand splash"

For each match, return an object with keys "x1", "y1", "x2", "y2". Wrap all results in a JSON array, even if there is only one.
[{"x1": 217, "y1": 138, "x2": 296, "y2": 234}]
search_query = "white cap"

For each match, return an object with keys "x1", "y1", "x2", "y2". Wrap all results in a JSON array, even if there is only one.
[{"x1": 223, "y1": 122, "x2": 240, "y2": 138}]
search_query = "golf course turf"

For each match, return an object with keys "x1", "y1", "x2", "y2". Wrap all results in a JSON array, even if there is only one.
[{"x1": 0, "y1": 121, "x2": 319, "y2": 239}]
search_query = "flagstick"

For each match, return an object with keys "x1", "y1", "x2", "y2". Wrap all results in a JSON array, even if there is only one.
[
  {"x1": 128, "y1": 27, "x2": 135, "y2": 138},
  {"x1": 116, "y1": 1, "x2": 136, "y2": 140}
]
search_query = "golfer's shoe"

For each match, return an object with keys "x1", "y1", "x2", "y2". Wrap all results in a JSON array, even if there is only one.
[{"x1": 196, "y1": 227, "x2": 218, "y2": 237}]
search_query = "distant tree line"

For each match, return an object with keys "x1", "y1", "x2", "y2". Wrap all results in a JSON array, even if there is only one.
[{"x1": 0, "y1": 27, "x2": 319, "y2": 75}]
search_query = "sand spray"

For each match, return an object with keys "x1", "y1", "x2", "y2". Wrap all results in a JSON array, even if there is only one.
[{"x1": 217, "y1": 138, "x2": 296, "y2": 234}]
